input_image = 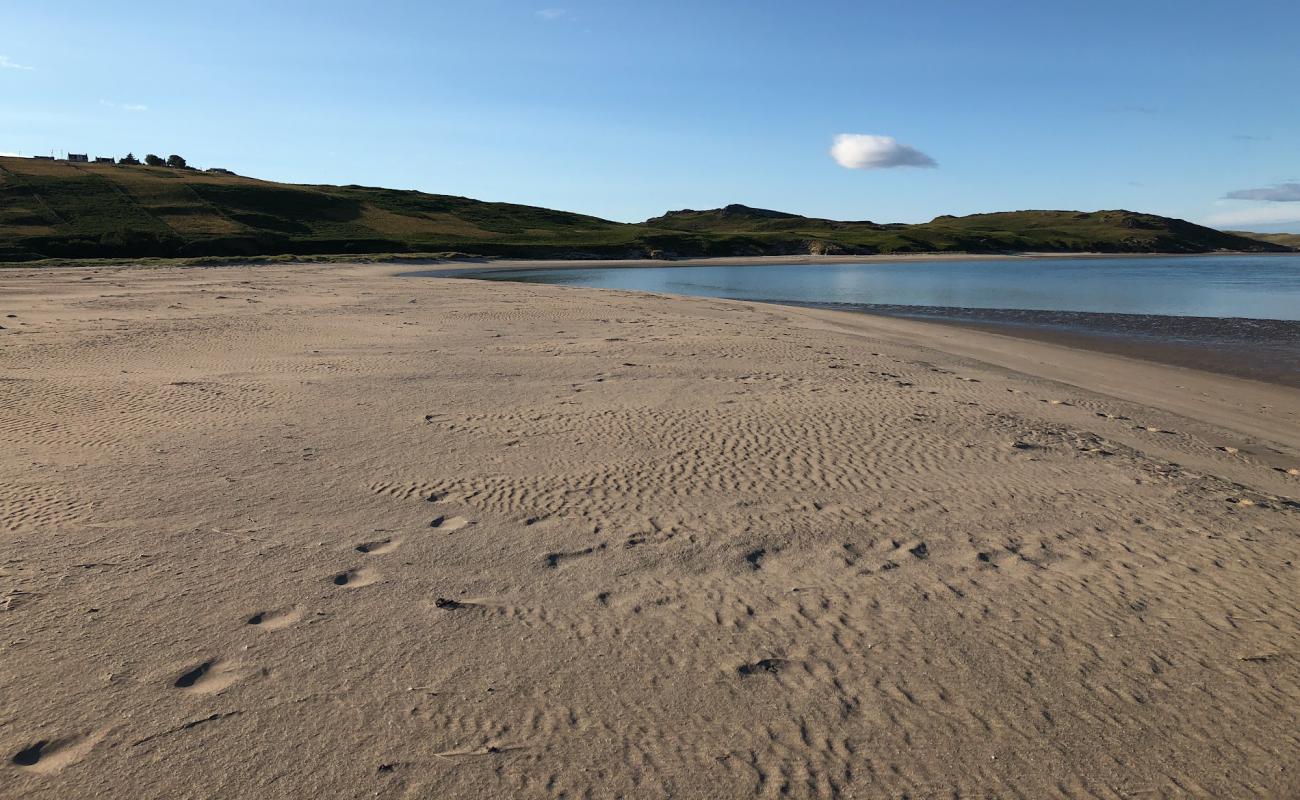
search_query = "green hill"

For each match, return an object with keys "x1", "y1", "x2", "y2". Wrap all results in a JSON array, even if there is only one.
[
  {"x1": 646, "y1": 205, "x2": 1288, "y2": 256},
  {"x1": 0, "y1": 157, "x2": 1287, "y2": 262},
  {"x1": 0, "y1": 156, "x2": 643, "y2": 262},
  {"x1": 1228, "y1": 230, "x2": 1300, "y2": 250}
]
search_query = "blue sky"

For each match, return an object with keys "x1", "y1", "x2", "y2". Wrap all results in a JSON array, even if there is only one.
[{"x1": 3, "y1": 0, "x2": 1298, "y2": 230}]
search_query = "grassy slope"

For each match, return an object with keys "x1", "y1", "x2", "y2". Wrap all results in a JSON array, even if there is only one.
[
  {"x1": 647, "y1": 205, "x2": 1290, "y2": 255},
  {"x1": 0, "y1": 158, "x2": 647, "y2": 261},
  {"x1": 0, "y1": 158, "x2": 1288, "y2": 261},
  {"x1": 1229, "y1": 230, "x2": 1300, "y2": 250}
]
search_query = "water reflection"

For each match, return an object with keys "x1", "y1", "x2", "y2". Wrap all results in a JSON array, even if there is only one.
[{"x1": 474, "y1": 255, "x2": 1300, "y2": 321}]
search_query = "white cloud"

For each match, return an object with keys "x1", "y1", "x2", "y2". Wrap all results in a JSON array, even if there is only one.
[
  {"x1": 100, "y1": 99, "x2": 149, "y2": 112},
  {"x1": 0, "y1": 55, "x2": 34, "y2": 71},
  {"x1": 1204, "y1": 206, "x2": 1300, "y2": 228},
  {"x1": 1223, "y1": 182, "x2": 1300, "y2": 202},
  {"x1": 830, "y1": 133, "x2": 936, "y2": 170},
  {"x1": 0, "y1": 151, "x2": 21, "y2": 157},
  {"x1": 536, "y1": 8, "x2": 567, "y2": 20}
]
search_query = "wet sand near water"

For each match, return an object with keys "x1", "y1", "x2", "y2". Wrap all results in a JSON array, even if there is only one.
[{"x1": 792, "y1": 303, "x2": 1300, "y2": 388}]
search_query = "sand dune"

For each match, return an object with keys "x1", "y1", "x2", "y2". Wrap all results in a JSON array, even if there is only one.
[{"x1": 1, "y1": 262, "x2": 1297, "y2": 798}]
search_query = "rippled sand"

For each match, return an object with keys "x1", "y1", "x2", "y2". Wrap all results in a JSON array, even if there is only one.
[{"x1": 2, "y1": 262, "x2": 1297, "y2": 798}]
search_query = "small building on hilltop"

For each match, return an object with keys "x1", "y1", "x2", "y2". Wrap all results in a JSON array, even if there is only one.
[
  {"x1": 67, "y1": 153, "x2": 89, "y2": 162},
  {"x1": 95, "y1": 157, "x2": 115, "y2": 164}
]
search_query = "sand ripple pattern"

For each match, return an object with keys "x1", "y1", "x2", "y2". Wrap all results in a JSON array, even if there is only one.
[
  {"x1": 402, "y1": 398, "x2": 1132, "y2": 536},
  {"x1": 3, "y1": 269, "x2": 1297, "y2": 799}
]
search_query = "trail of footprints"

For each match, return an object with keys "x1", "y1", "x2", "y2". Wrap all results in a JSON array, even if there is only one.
[{"x1": 8, "y1": 501, "x2": 476, "y2": 777}]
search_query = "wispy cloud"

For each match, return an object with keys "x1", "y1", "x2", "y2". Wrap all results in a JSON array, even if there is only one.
[
  {"x1": 1232, "y1": 134, "x2": 1269, "y2": 142},
  {"x1": 1223, "y1": 182, "x2": 1300, "y2": 202},
  {"x1": 100, "y1": 99, "x2": 149, "y2": 113},
  {"x1": 0, "y1": 151, "x2": 21, "y2": 157},
  {"x1": 536, "y1": 8, "x2": 567, "y2": 20},
  {"x1": 0, "y1": 55, "x2": 34, "y2": 71},
  {"x1": 830, "y1": 134, "x2": 936, "y2": 170}
]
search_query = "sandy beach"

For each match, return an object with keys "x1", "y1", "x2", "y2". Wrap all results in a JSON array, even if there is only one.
[{"x1": 2, "y1": 261, "x2": 1297, "y2": 798}]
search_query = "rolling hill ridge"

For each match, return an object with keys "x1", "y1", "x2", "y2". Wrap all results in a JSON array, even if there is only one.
[{"x1": 0, "y1": 157, "x2": 1289, "y2": 262}]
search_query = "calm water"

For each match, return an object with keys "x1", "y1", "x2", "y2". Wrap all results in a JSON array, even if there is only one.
[{"x1": 469, "y1": 255, "x2": 1300, "y2": 321}]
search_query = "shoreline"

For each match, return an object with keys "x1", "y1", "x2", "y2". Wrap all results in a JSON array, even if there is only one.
[
  {"x1": 410, "y1": 249, "x2": 1294, "y2": 275},
  {"x1": 417, "y1": 256, "x2": 1300, "y2": 389},
  {"x1": 786, "y1": 302, "x2": 1300, "y2": 388},
  {"x1": 884, "y1": 311, "x2": 1300, "y2": 388},
  {"x1": 8, "y1": 248, "x2": 1296, "y2": 271}
]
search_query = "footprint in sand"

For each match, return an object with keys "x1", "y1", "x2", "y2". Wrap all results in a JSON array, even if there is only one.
[
  {"x1": 245, "y1": 606, "x2": 304, "y2": 631},
  {"x1": 1137, "y1": 425, "x2": 1176, "y2": 434},
  {"x1": 10, "y1": 731, "x2": 105, "y2": 774},
  {"x1": 332, "y1": 567, "x2": 380, "y2": 588},
  {"x1": 354, "y1": 537, "x2": 401, "y2": 554},
  {"x1": 430, "y1": 516, "x2": 469, "y2": 532},
  {"x1": 1080, "y1": 446, "x2": 1115, "y2": 456},
  {"x1": 435, "y1": 597, "x2": 473, "y2": 610},
  {"x1": 173, "y1": 658, "x2": 246, "y2": 694},
  {"x1": 737, "y1": 658, "x2": 791, "y2": 677},
  {"x1": 544, "y1": 543, "x2": 607, "y2": 568},
  {"x1": 1226, "y1": 497, "x2": 1265, "y2": 508}
]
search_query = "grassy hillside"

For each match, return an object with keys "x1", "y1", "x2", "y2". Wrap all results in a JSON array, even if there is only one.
[
  {"x1": 647, "y1": 205, "x2": 1288, "y2": 255},
  {"x1": 0, "y1": 157, "x2": 651, "y2": 262},
  {"x1": 0, "y1": 157, "x2": 1287, "y2": 262},
  {"x1": 1229, "y1": 230, "x2": 1300, "y2": 250}
]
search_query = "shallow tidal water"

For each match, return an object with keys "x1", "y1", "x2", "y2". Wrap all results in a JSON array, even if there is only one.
[
  {"x1": 459, "y1": 255, "x2": 1300, "y2": 321},
  {"x1": 419, "y1": 254, "x2": 1300, "y2": 384}
]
